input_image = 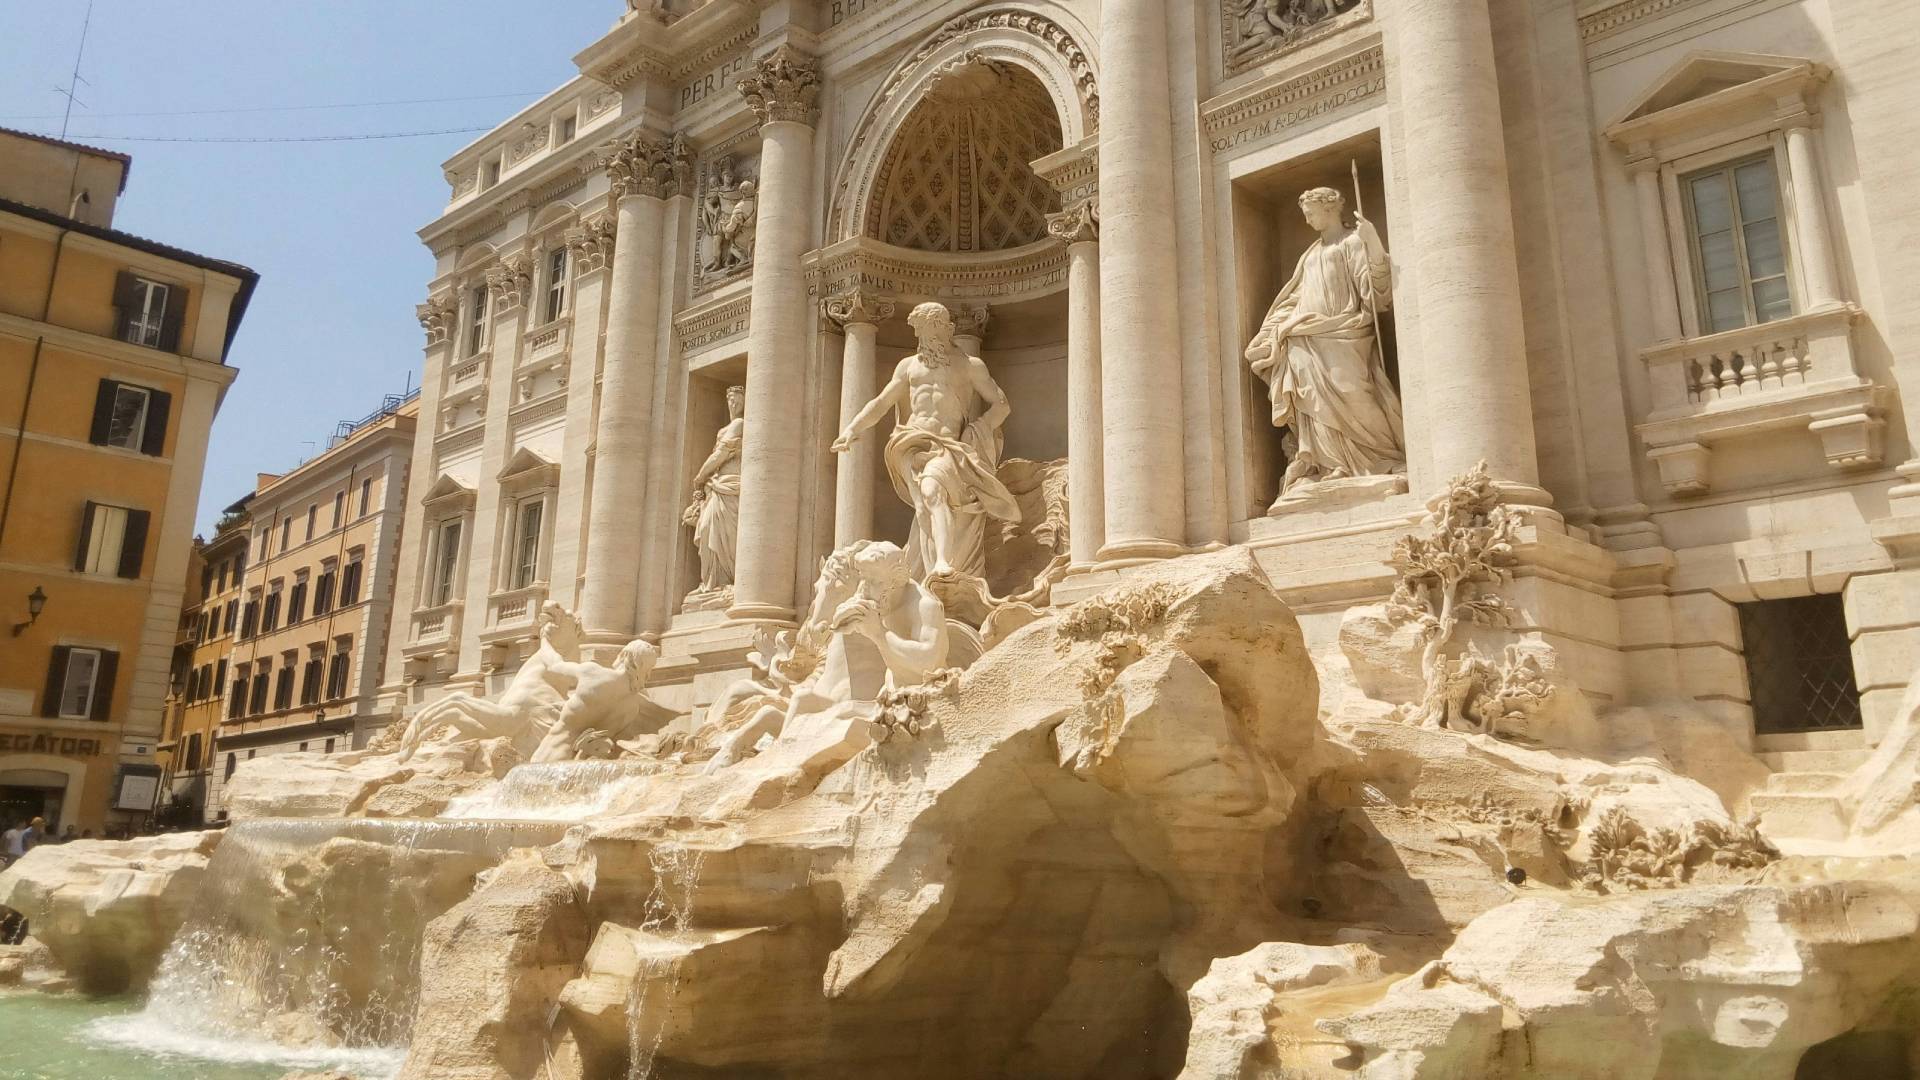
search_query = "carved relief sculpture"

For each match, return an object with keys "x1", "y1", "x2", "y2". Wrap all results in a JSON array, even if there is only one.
[
  {"x1": 1224, "y1": 0, "x2": 1368, "y2": 73},
  {"x1": 605, "y1": 131, "x2": 692, "y2": 201},
  {"x1": 701, "y1": 540, "x2": 953, "y2": 772},
  {"x1": 683, "y1": 384, "x2": 744, "y2": 612},
  {"x1": 832, "y1": 301, "x2": 1019, "y2": 582},
  {"x1": 699, "y1": 155, "x2": 757, "y2": 275},
  {"x1": 1244, "y1": 185, "x2": 1405, "y2": 510}
]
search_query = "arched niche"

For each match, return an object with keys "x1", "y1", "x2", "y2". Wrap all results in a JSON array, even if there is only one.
[{"x1": 826, "y1": 5, "x2": 1100, "y2": 245}]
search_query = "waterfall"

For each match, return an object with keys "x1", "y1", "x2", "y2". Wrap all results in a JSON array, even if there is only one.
[
  {"x1": 625, "y1": 841, "x2": 710, "y2": 1080},
  {"x1": 443, "y1": 759, "x2": 660, "y2": 821},
  {"x1": 120, "y1": 818, "x2": 568, "y2": 1065}
]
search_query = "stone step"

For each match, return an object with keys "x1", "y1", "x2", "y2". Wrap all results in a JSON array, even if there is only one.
[
  {"x1": 1758, "y1": 748, "x2": 1872, "y2": 774},
  {"x1": 1762, "y1": 771, "x2": 1849, "y2": 794},
  {"x1": 1751, "y1": 791, "x2": 1848, "y2": 843}
]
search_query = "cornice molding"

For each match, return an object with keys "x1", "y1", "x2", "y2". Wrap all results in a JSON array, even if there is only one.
[{"x1": 1199, "y1": 41, "x2": 1384, "y2": 155}]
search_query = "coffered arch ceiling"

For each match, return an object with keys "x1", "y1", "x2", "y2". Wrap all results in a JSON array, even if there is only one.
[{"x1": 864, "y1": 60, "x2": 1064, "y2": 254}]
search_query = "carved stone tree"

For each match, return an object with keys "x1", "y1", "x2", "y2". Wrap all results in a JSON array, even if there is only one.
[{"x1": 1385, "y1": 460, "x2": 1536, "y2": 732}]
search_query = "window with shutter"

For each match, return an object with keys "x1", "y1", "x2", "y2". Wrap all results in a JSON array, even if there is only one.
[
  {"x1": 53, "y1": 647, "x2": 103, "y2": 719},
  {"x1": 342, "y1": 557, "x2": 364, "y2": 605},
  {"x1": 123, "y1": 277, "x2": 170, "y2": 348},
  {"x1": 273, "y1": 664, "x2": 293, "y2": 711},
  {"x1": 90, "y1": 382, "x2": 150, "y2": 450},
  {"x1": 333, "y1": 491, "x2": 346, "y2": 529}
]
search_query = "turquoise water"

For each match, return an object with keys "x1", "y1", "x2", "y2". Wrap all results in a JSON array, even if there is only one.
[{"x1": 0, "y1": 992, "x2": 401, "y2": 1080}]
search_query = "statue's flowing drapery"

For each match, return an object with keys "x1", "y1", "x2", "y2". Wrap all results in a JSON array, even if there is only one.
[
  {"x1": 882, "y1": 417, "x2": 1019, "y2": 580},
  {"x1": 1245, "y1": 229, "x2": 1404, "y2": 488}
]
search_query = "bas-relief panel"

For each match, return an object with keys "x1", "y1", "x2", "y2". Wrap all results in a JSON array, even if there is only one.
[
  {"x1": 1222, "y1": 0, "x2": 1372, "y2": 78},
  {"x1": 691, "y1": 135, "x2": 760, "y2": 295}
]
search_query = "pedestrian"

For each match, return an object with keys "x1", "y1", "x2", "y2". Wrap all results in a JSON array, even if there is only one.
[
  {"x1": 20, "y1": 817, "x2": 46, "y2": 852},
  {"x1": 60, "y1": 825, "x2": 78, "y2": 844},
  {"x1": 1, "y1": 819, "x2": 23, "y2": 866}
]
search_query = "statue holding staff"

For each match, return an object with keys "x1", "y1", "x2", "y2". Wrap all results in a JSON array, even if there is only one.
[{"x1": 1244, "y1": 176, "x2": 1405, "y2": 505}]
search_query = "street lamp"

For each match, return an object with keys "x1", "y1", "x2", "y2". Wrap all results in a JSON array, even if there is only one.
[{"x1": 11, "y1": 586, "x2": 46, "y2": 636}]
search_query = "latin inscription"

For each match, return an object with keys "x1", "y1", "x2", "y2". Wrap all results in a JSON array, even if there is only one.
[
  {"x1": 830, "y1": 0, "x2": 886, "y2": 27},
  {"x1": 1207, "y1": 72, "x2": 1386, "y2": 155},
  {"x1": 681, "y1": 53, "x2": 753, "y2": 110}
]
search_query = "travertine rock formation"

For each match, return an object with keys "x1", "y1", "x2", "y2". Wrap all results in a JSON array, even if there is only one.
[
  {"x1": 0, "y1": 830, "x2": 220, "y2": 993},
  {"x1": 223, "y1": 736, "x2": 519, "y2": 820}
]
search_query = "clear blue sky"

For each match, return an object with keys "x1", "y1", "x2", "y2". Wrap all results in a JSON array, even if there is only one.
[{"x1": 0, "y1": 1, "x2": 619, "y2": 533}]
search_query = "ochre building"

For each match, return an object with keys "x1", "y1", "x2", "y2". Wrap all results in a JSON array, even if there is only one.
[
  {"x1": 0, "y1": 127, "x2": 255, "y2": 834},
  {"x1": 215, "y1": 393, "x2": 417, "y2": 793}
]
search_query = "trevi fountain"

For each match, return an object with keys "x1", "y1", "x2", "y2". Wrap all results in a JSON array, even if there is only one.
[{"x1": 13, "y1": 0, "x2": 1920, "y2": 1077}]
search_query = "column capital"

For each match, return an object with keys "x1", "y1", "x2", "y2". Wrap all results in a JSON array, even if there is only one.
[
  {"x1": 1046, "y1": 198, "x2": 1100, "y2": 244},
  {"x1": 484, "y1": 253, "x2": 534, "y2": 313},
  {"x1": 564, "y1": 217, "x2": 617, "y2": 274},
  {"x1": 738, "y1": 44, "x2": 821, "y2": 128},
  {"x1": 951, "y1": 302, "x2": 991, "y2": 340},
  {"x1": 417, "y1": 292, "x2": 458, "y2": 347},
  {"x1": 823, "y1": 289, "x2": 894, "y2": 327},
  {"x1": 604, "y1": 130, "x2": 693, "y2": 200}
]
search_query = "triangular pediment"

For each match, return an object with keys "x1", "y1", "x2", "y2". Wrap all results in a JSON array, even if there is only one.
[
  {"x1": 496, "y1": 446, "x2": 558, "y2": 488},
  {"x1": 1611, "y1": 50, "x2": 1821, "y2": 128},
  {"x1": 421, "y1": 473, "x2": 476, "y2": 509}
]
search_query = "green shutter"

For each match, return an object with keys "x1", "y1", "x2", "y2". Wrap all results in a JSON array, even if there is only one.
[
  {"x1": 118, "y1": 509, "x2": 150, "y2": 579},
  {"x1": 40, "y1": 646, "x2": 70, "y2": 718},
  {"x1": 140, "y1": 390, "x2": 171, "y2": 456},
  {"x1": 91, "y1": 650, "x2": 118, "y2": 721},
  {"x1": 89, "y1": 380, "x2": 119, "y2": 445}
]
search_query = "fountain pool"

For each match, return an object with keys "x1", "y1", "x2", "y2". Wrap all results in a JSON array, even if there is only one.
[{"x1": 0, "y1": 991, "x2": 401, "y2": 1079}]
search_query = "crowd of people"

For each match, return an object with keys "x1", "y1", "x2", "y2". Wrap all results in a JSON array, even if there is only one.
[{"x1": 1, "y1": 816, "x2": 90, "y2": 870}]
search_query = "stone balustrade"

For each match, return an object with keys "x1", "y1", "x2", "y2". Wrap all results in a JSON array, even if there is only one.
[
  {"x1": 406, "y1": 601, "x2": 465, "y2": 657},
  {"x1": 1638, "y1": 304, "x2": 1884, "y2": 495},
  {"x1": 481, "y1": 584, "x2": 547, "y2": 644}
]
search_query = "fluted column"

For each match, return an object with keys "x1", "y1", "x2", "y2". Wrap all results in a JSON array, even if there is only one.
[
  {"x1": 1783, "y1": 118, "x2": 1843, "y2": 309},
  {"x1": 1627, "y1": 150, "x2": 1683, "y2": 343},
  {"x1": 826, "y1": 290, "x2": 892, "y2": 549},
  {"x1": 579, "y1": 133, "x2": 691, "y2": 641},
  {"x1": 1395, "y1": 0, "x2": 1546, "y2": 501},
  {"x1": 1098, "y1": 0, "x2": 1187, "y2": 560},
  {"x1": 730, "y1": 46, "x2": 821, "y2": 622},
  {"x1": 1048, "y1": 199, "x2": 1105, "y2": 566}
]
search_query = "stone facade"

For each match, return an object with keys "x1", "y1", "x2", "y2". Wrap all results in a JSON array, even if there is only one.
[{"x1": 388, "y1": 0, "x2": 1920, "y2": 771}]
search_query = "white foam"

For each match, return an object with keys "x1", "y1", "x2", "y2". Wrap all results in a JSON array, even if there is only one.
[{"x1": 83, "y1": 1011, "x2": 405, "y2": 1078}]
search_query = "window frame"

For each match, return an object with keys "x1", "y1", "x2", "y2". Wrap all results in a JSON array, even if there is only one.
[
  {"x1": 465, "y1": 284, "x2": 490, "y2": 358},
  {"x1": 57, "y1": 647, "x2": 104, "y2": 720},
  {"x1": 124, "y1": 278, "x2": 170, "y2": 348},
  {"x1": 358, "y1": 478, "x2": 374, "y2": 518},
  {"x1": 430, "y1": 518, "x2": 465, "y2": 608},
  {"x1": 104, "y1": 383, "x2": 151, "y2": 450},
  {"x1": 1678, "y1": 149, "x2": 1794, "y2": 336},
  {"x1": 508, "y1": 495, "x2": 547, "y2": 591},
  {"x1": 543, "y1": 246, "x2": 569, "y2": 323}
]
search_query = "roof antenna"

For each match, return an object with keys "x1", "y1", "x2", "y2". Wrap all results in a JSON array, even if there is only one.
[{"x1": 56, "y1": 1, "x2": 95, "y2": 138}]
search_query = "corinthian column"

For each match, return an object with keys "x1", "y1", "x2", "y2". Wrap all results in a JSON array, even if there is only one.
[
  {"x1": 1394, "y1": 0, "x2": 1546, "y2": 502},
  {"x1": 579, "y1": 132, "x2": 691, "y2": 642},
  {"x1": 729, "y1": 45, "x2": 821, "y2": 622},
  {"x1": 1098, "y1": 0, "x2": 1187, "y2": 560},
  {"x1": 825, "y1": 290, "x2": 892, "y2": 549},
  {"x1": 1047, "y1": 199, "x2": 1105, "y2": 566}
]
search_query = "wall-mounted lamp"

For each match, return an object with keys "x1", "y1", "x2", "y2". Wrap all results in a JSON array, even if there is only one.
[{"x1": 11, "y1": 586, "x2": 47, "y2": 636}]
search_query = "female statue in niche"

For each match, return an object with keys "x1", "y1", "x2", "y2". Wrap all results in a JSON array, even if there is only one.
[
  {"x1": 1244, "y1": 184, "x2": 1405, "y2": 508},
  {"x1": 683, "y1": 384, "x2": 744, "y2": 611}
]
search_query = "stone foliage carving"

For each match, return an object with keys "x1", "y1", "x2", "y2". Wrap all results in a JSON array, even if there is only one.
[
  {"x1": 563, "y1": 217, "x2": 616, "y2": 275},
  {"x1": 832, "y1": 301, "x2": 1017, "y2": 583},
  {"x1": 1044, "y1": 198, "x2": 1098, "y2": 244},
  {"x1": 1223, "y1": 0, "x2": 1369, "y2": 76},
  {"x1": 1380, "y1": 462, "x2": 1538, "y2": 735},
  {"x1": 604, "y1": 131, "x2": 692, "y2": 201},
  {"x1": 682, "y1": 385, "x2": 744, "y2": 613},
  {"x1": 737, "y1": 44, "x2": 820, "y2": 127},
  {"x1": 1245, "y1": 185, "x2": 1404, "y2": 507},
  {"x1": 417, "y1": 293, "x2": 459, "y2": 347},
  {"x1": 506, "y1": 121, "x2": 547, "y2": 165},
  {"x1": 697, "y1": 154, "x2": 756, "y2": 277},
  {"x1": 484, "y1": 254, "x2": 535, "y2": 313},
  {"x1": 822, "y1": 288, "x2": 894, "y2": 328}
]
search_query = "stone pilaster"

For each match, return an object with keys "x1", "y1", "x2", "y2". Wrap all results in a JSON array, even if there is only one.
[
  {"x1": 1047, "y1": 199, "x2": 1105, "y2": 566},
  {"x1": 1097, "y1": 0, "x2": 1187, "y2": 560},
  {"x1": 579, "y1": 132, "x2": 691, "y2": 643},
  {"x1": 825, "y1": 290, "x2": 894, "y2": 549},
  {"x1": 730, "y1": 45, "x2": 821, "y2": 622}
]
